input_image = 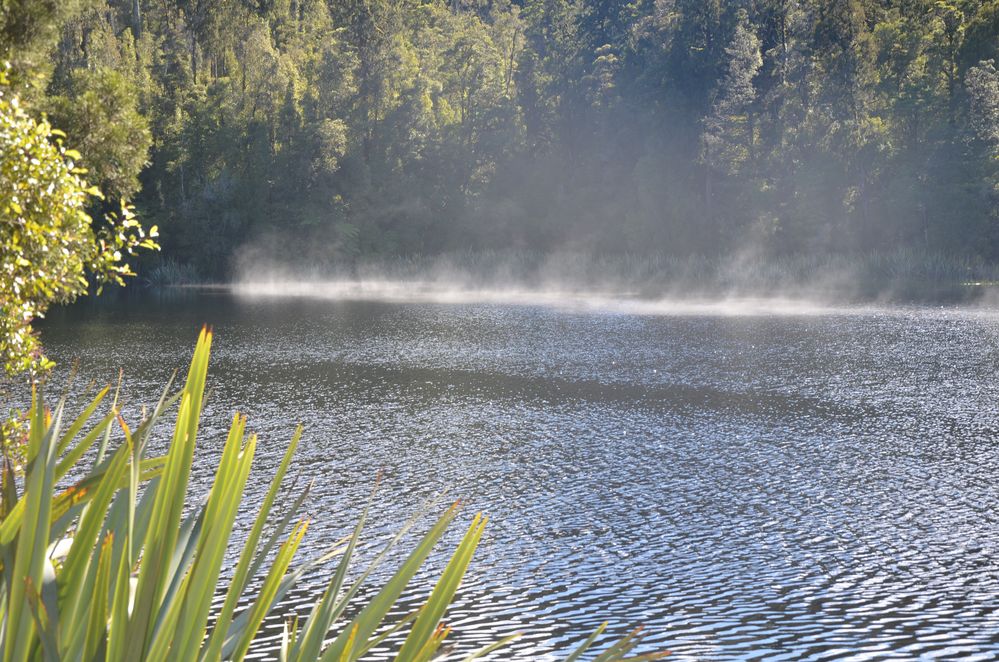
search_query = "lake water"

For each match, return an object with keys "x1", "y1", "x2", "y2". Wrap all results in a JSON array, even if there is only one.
[{"x1": 37, "y1": 289, "x2": 999, "y2": 660}]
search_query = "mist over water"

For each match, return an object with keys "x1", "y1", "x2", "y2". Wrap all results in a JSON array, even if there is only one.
[
  {"x1": 232, "y1": 279, "x2": 868, "y2": 317},
  {"x1": 230, "y1": 249, "x2": 999, "y2": 316}
]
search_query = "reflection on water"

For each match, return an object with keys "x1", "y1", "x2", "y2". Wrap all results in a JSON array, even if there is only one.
[{"x1": 37, "y1": 291, "x2": 999, "y2": 659}]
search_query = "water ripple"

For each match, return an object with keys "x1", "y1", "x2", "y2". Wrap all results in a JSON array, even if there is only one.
[{"x1": 37, "y1": 294, "x2": 999, "y2": 659}]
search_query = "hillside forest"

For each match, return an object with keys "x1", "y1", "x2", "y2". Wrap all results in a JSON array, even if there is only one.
[{"x1": 4, "y1": 0, "x2": 999, "y2": 278}]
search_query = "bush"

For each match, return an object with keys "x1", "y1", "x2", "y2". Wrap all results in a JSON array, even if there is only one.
[
  {"x1": 0, "y1": 71, "x2": 157, "y2": 377},
  {"x1": 144, "y1": 259, "x2": 202, "y2": 288}
]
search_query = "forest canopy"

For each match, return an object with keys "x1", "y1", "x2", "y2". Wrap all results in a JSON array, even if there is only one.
[{"x1": 3, "y1": 0, "x2": 999, "y2": 278}]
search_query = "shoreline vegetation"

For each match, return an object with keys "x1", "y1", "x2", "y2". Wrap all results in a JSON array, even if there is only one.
[{"x1": 142, "y1": 249, "x2": 999, "y2": 305}]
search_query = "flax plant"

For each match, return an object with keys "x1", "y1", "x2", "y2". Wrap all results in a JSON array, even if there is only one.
[{"x1": 0, "y1": 328, "x2": 665, "y2": 660}]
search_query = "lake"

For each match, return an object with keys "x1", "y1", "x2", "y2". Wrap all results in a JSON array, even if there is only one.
[{"x1": 36, "y1": 289, "x2": 999, "y2": 659}]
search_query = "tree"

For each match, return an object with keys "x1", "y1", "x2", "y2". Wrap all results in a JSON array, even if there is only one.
[
  {"x1": 0, "y1": 74, "x2": 158, "y2": 377},
  {"x1": 701, "y1": 9, "x2": 762, "y2": 228},
  {"x1": 703, "y1": 10, "x2": 762, "y2": 173},
  {"x1": 0, "y1": 0, "x2": 90, "y2": 87},
  {"x1": 811, "y1": 0, "x2": 877, "y2": 120},
  {"x1": 7, "y1": 0, "x2": 998, "y2": 271},
  {"x1": 48, "y1": 67, "x2": 152, "y2": 201},
  {"x1": 968, "y1": 59, "x2": 999, "y2": 152}
]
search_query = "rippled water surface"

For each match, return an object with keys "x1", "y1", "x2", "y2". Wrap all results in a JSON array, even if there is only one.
[{"x1": 36, "y1": 291, "x2": 999, "y2": 660}]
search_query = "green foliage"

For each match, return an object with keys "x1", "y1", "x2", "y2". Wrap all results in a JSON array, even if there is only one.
[
  {"x1": 4, "y1": 0, "x2": 999, "y2": 273},
  {"x1": 0, "y1": 73, "x2": 158, "y2": 377},
  {"x1": 0, "y1": 0, "x2": 89, "y2": 88},
  {"x1": 47, "y1": 68, "x2": 152, "y2": 201},
  {"x1": 968, "y1": 59, "x2": 999, "y2": 151}
]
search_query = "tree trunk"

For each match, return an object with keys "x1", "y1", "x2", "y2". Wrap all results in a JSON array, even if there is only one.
[
  {"x1": 191, "y1": 33, "x2": 198, "y2": 84},
  {"x1": 705, "y1": 165, "x2": 714, "y2": 223},
  {"x1": 131, "y1": 0, "x2": 141, "y2": 41}
]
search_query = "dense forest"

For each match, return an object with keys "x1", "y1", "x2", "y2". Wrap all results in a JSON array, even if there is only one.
[{"x1": 3, "y1": 0, "x2": 999, "y2": 278}]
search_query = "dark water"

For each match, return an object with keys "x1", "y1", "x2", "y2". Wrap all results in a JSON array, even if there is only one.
[{"x1": 35, "y1": 290, "x2": 999, "y2": 660}]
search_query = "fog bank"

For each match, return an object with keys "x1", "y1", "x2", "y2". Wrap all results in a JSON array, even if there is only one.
[{"x1": 230, "y1": 249, "x2": 999, "y2": 315}]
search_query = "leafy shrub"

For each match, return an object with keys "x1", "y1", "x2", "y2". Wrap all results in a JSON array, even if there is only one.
[{"x1": 0, "y1": 71, "x2": 157, "y2": 377}]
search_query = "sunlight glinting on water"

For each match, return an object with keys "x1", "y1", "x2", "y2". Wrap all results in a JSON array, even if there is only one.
[{"x1": 39, "y1": 292, "x2": 999, "y2": 659}]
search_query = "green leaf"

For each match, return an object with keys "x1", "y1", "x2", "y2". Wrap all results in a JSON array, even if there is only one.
[
  {"x1": 168, "y1": 422, "x2": 256, "y2": 660},
  {"x1": 82, "y1": 533, "x2": 114, "y2": 662},
  {"x1": 318, "y1": 503, "x2": 461, "y2": 662},
  {"x1": 125, "y1": 328, "x2": 212, "y2": 658},
  {"x1": 3, "y1": 399, "x2": 60, "y2": 662},
  {"x1": 565, "y1": 622, "x2": 608, "y2": 662},
  {"x1": 460, "y1": 633, "x2": 523, "y2": 661},
  {"x1": 201, "y1": 425, "x2": 303, "y2": 662},
  {"x1": 54, "y1": 385, "x2": 109, "y2": 457},
  {"x1": 395, "y1": 513, "x2": 488, "y2": 661},
  {"x1": 56, "y1": 439, "x2": 130, "y2": 640},
  {"x1": 291, "y1": 479, "x2": 374, "y2": 662},
  {"x1": 227, "y1": 519, "x2": 310, "y2": 662}
]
